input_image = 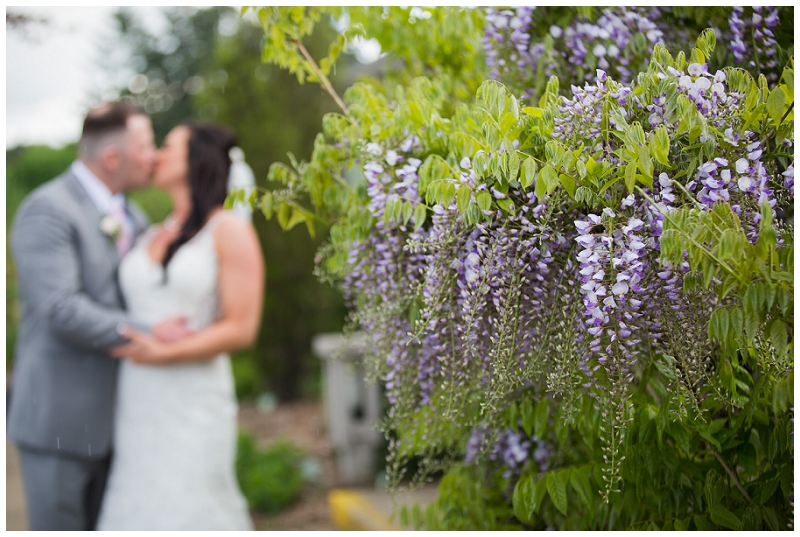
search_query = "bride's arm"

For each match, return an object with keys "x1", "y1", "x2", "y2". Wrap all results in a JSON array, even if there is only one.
[{"x1": 111, "y1": 217, "x2": 264, "y2": 364}]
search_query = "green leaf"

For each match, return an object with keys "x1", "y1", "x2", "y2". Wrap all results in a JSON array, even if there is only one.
[
  {"x1": 547, "y1": 469, "x2": 569, "y2": 516},
  {"x1": 522, "y1": 106, "x2": 543, "y2": 117},
  {"x1": 772, "y1": 371, "x2": 793, "y2": 414},
  {"x1": 440, "y1": 183, "x2": 456, "y2": 207},
  {"x1": 759, "y1": 506, "x2": 781, "y2": 530},
  {"x1": 694, "y1": 514, "x2": 713, "y2": 530},
  {"x1": 506, "y1": 150, "x2": 520, "y2": 183},
  {"x1": 401, "y1": 201, "x2": 413, "y2": 226},
  {"x1": 399, "y1": 505, "x2": 409, "y2": 528},
  {"x1": 769, "y1": 319, "x2": 788, "y2": 357},
  {"x1": 558, "y1": 173, "x2": 577, "y2": 198},
  {"x1": 413, "y1": 204, "x2": 427, "y2": 231},
  {"x1": 781, "y1": 463, "x2": 794, "y2": 502},
  {"x1": 520, "y1": 401, "x2": 534, "y2": 437},
  {"x1": 259, "y1": 192, "x2": 274, "y2": 219},
  {"x1": 585, "y1": 155, "x2": 598, "y2": 175},
  {"x1": 690, "y1": 47, "x2": 705, "y2": 66},
  {"x1": 569, "y1": 466, "x2": 593, "y2": 510},
  {"x1": 520, "y1": 158, "x2": 537, "y2": 189},
  {"x1": 710, "y1": 505, "x2": 742, "y2": 530},
  {"x1": 708, "y1": 307, "x2": 730, "y2": 342},
  {"x1": 534, "y1": 171, "x2": 547, "y2": 200},
  {"x1": 276, "y1": 202, "x2": 291, "y2": 229},
  {"x1": 476, "y1": 191, "x2": 492, "y2": 212},
  {"x1": 541, "y1": 165, "x2": 559, "y2": 195},
  {"x1": 638, "y1": 143, "x2": 653, "y2": 180},
  {"x1": 418, "y1": 155, "x2": 451, "y2": 197},
  {"x1": 457, "y1": 186, "x2": 472, "y2": 213},
  {"x1": 654, "y1": 125, "x2": 671, "y2": 167},
  {"x1": 744, "y1": 311, "x2": 760, "y2": 342},
  {"x1": 624, "y1": 161, "x2": 637, "y2": 193},
  {"x1": 737, "y1": 442, "x2": 757, "y2": 475},
  {"x1": 767, "y1": 86, "x2": 786, "y2": 126},
  {"x1": 286, "y1": 207, "x2": 307, "y2": 231},
  {"x1": 741, "y1": 505, "x2": 762, "y2": 531},
  {"x1": 496, "y1": 197, "x2": 515, "y2": 214},
  {"x1": 304, "y1": 215, "x2": 316, "y2": 238},
  {"x1": 695, "y1": 28, "x2": 716, "y2": 59},
  {"x1": 513, "y1": 475, "x2": 534, "y2": 525},
  {"x1": 729, "y1": 306, "x2": 743, "y2": 339},
  {"x1": 531, "y1": 474, "x2": 549, "y2": 513}
]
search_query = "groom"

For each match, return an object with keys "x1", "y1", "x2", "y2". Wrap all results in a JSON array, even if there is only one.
[{"x1": 8, "y1": 102, "x2": 188, "y2": 530}]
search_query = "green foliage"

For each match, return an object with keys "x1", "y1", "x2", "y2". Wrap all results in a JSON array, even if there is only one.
[
  {"x1": 254, "y1": 7, "x2": 362, "y2": 87},
  {"x1": 342, "y1": 7, "x2": 487, "y2": 101},
  {"x1": 231, "y1": 349, "x2": 263, "y2": 400},
  {"x1": 197, "y1": 13, "x2": 348, "y2": 400},
  {"x1": 399, "y1": 465, "x2": 517, "y2": 530},
  {"x1": 104, "y1": 7, "x2": 228, "y2": 141},
  {"x1": 236, "y1": 431, "x2": 306, "y2": 514},
  {"x1": 6, "y1": 144, "x2": 77, "y2": 224},
  {"x1": 253, "y1": 7, "x2": 794, "y2": 530}
]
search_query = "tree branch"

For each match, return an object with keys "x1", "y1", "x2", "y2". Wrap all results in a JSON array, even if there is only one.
[
  {"x1": 711, "y1": 446, "x2": 752, "y2": 503},
  {"x1": 292, "y1": 37, "x2": 349, "y2": 116}
]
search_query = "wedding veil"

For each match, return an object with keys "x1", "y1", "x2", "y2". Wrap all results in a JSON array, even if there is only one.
[{"x1": 227, "y1": 146, "x2": 255, "y2": 219}]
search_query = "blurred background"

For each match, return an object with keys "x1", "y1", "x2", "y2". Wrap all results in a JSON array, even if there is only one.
[
  {"x1": 6, "y1": 6, "x2": 388, "y2": 529},
  {"x1": 6, "y1": 6, "x2": 378, "y2": 401}
]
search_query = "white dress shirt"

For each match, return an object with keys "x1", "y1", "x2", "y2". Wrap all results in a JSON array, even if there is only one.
[{"x1": 71, "y1": 160, "x2": 134, "y2": 241}]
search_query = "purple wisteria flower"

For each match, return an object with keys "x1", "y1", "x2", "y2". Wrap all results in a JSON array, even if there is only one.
[
  {"x1": 728, "y1": 6, "x2": 782, "y2": 80},
  {"x1": 783, "y1": 164, "x2": 794, "y2": 197},
  {"x1": 562, "y1": 8, "x2": 663, "y2": 82}
]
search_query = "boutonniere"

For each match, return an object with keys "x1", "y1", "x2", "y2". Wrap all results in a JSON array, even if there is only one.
[{"x1": 100, "y1": 214, "x2": 123, "y2": 240}]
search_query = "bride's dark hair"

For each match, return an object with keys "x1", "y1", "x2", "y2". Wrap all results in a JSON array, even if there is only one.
[{"x1": 162, "y1": 122, "x2": 237, "y2": 274}]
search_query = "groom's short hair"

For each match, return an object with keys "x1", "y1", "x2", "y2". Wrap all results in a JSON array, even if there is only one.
[{"x1": 79, "y1": 102, "x2": 146, "y2": 161}]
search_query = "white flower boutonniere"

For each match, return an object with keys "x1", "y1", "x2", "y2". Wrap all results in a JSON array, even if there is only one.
[{"x1": 100, "y1": 215, "x2": 123, "y2": 240}]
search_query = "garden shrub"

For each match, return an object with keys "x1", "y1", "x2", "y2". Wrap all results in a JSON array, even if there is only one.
[
  {"x1": 243, "y1": 6, "x2": 794, "y2": 530},
  {"x1": 236, "y1": 431, "x2": 306, "y2": 514}
]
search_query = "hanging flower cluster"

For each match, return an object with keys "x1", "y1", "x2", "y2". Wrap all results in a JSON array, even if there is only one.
[
  {"x1": 254, "y1": 6, "x2": 794, "y2": 529},
  {"x1": 482, "y1": 6, "x2": 788, "y2": 103},
  {"x1": 728, "y1": 6, "x2": 780, "y2": 80},
  {"x1": 560, "y1": 8, "x2": 664, "y2": 82}
]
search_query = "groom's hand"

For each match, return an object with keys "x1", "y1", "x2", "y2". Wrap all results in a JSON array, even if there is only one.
[{"x1": 152, "y1": 316, "x2": 193, "y2": 343}]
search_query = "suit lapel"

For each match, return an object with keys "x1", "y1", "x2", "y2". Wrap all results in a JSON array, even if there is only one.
[{"x1": 63, "y1": 172, "x2": 122, "y2": 267}]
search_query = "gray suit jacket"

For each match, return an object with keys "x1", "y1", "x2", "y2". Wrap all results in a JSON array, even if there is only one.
[{"x1": 7, "y1": 169, "x2": 150, "y2": 459}]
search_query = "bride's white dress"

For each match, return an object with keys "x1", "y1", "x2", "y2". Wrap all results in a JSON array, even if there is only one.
[{"x1": 97, "y1": 211, "x2": 252, "y2": 530}]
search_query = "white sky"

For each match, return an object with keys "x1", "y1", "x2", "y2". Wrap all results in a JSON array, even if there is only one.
[
  {"x1": 4, "y1": 5, "x2": 381, "y2": 149},
  {"x1": 5, "y1": 6, "x2": 167, "y2": 149}
]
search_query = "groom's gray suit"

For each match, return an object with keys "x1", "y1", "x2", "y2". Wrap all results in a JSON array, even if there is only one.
[{"x1": 8, "y1": 168, "x2": 149, "y2": 530}]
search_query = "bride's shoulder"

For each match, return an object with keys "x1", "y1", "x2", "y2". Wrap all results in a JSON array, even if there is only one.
[
  {"x1": 209, "y1": 210, "x2": 259, "y2": 254},
  {"x1": 207, "y1": 209, "x2": 251, "y2": 233}
]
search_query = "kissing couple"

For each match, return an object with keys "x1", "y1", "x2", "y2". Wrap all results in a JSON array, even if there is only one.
[{"x1": 8, "y1": 102, "x2": 264, "y2": 530}]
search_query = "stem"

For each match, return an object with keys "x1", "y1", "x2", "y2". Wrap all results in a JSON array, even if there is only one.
[
  {"x1": 635, "y1": 186, "x2": 743, "y2": 285},
  {"x1": 711, "y1": 446, "x2": 753, "y2": 503},
  {"x1": 779, "y1": 101, "x2": 794, "y2": 125},
  {"x1": 292, "y1": 37, "x2": 349, "y2": 116},
  {"x1": 760, "y1": 101, "x2": 794, "y2": 147}
]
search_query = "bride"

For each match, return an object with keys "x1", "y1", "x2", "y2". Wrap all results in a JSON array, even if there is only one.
[{"x1": 96, "y1": 123, "x2": 263, "y2": 530}]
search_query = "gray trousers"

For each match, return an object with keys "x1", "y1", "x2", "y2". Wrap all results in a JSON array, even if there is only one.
[{"x1": 17, "y1": 445, "x2": 110, "y2": 531}]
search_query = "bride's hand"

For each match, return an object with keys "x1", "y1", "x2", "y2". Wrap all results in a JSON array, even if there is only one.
[
  {"x1": 111, "y1": 326, "x2": 173, "y2": 364},
  {"x1": 153, "y1": 316, "x2": 194, "y2": 343}
]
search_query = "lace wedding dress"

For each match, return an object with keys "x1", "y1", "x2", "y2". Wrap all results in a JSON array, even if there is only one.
[{"x1": 97, "y1": 211, "x2": 252, "y2": 530}]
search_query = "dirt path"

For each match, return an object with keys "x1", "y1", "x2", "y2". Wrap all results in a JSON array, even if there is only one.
[{"x1": 7, "y1": 399, "x2": 337, "y2": 531}]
